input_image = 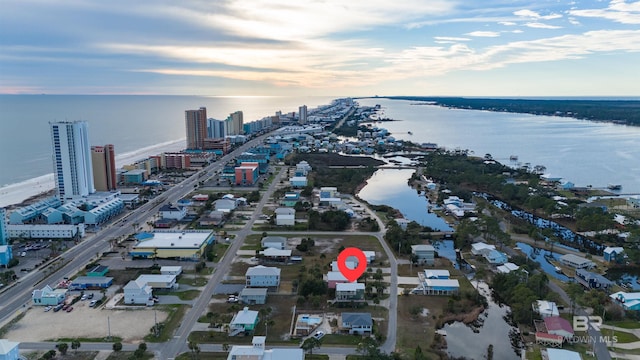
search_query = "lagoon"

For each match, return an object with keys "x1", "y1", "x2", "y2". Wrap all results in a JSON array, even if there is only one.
[{"x1": 356, "y1": 168, "x2": 452, "y2": 231}]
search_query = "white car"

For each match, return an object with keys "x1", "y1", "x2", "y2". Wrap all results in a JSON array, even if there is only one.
[
  {"x1": 44, "y1": 306, "x2": 52, "y2": 312},
  {"x1": 313, "y1": 331, "x2": 325, "y2": 340}
]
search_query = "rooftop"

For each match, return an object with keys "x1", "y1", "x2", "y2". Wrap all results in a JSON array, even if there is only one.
[{"x1": 133, "y1": 231, "x2": 213, "y2": 249}]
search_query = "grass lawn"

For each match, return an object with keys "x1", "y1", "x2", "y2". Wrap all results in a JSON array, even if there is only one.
[
  {"x1": 609, "y1": 320, "x2": 640, "y2": 329},
  {"x1": 106, "y1": 351, "x2": 153, "y2": 360},
  {"x1": 178, "y1": 276, "x2": 209, "y2": 287},
  {"x1": 144, "y1": 304, "x2": 187, "y2": 342},
  {"x1": 320, "y1": 334, "x2": 361, "y2": 346},
  {"x1": 397, "y1": 294, "x2": 449, "y2": 358},
  {"x1": 612, "y1": 329, "x2": 640, "y2": 343},
  {"x1": 209, "y1": 243, "x2": 231, "y2": 263}
]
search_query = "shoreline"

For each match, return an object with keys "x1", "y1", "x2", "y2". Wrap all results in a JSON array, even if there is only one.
[{"x1": 0, "y1": 138, "x2": 186, "y2": 208}]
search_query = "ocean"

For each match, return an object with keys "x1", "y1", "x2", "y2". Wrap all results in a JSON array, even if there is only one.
[
  {"x1": 2, "y1": 95, "x2": 640, "y2": 207},
  {"x1": 0, "y1": 95, "x2": 336, "y2": 206}
]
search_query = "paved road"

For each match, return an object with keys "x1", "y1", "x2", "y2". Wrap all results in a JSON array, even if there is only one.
[{"x1": 157, "y1": 166, "x2": 288, "y2": 359}]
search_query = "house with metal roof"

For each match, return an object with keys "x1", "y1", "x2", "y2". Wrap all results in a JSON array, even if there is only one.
[
  {"x1": 560, "y1": 254, "x2": 594, "y2": 269},
  {"x1": 226, "y1": 337, "x2": 303, "y2": 360},
  {"x1": 603, "y1": 246, "x2": 625, "y2": 263},
  {"x1": 245, "y1": 265, "x2": 281, "y2": 288},
  {"x1": 544, "y1": 316, "x2": 574, "y2": 339},
  {"x1": 0, "y1": 339, "x2": 20, "y2": 360},
  {"x1": 336, "y1": 282, "x2": 365, "y2": 301},
  {"x1": 411, "y1": 244, "x2": 435, "y2": 265},
  {"x1": 340, "y1": 312, "x2": 373, "y2": 335},
  {"x1": 610, "y1": 291, "x2": 640, "y2": 311},
  {"x1": 123, "y1": 278, "x2": 153, "y2": 305},
  {"x1": 261, "y1": 236, "x2": 287, "y2": 250},
  {"x1": 240, "y1": 287, "x2": 268, "y2": 305},
  {"x1": 230, "y1": 307, "x2": 259, "y2": 335},
  {"x1": 575, "y1": 268, "x2": 613, "y2": 290}
]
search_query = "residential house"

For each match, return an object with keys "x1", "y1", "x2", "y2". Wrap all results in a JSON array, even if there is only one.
[
  {"x1": 533, "y1": 300, "x2": 559, "y2": 318},
  {"x1": 289, "y1": 176, "x2": 308, "y2": 188},
  {"x1": 214, "y1": 198, "x2": 237, "y2": 213},
  {"x1": 240, "y1": 287, "x2": 268, "y2": 305},
  {"x1": 230, "y1": 307, "x2": 259, "y2": 335},
  {"x1": 226, "y1": 337, "x2": 303, "y2": 360},
  {"x1": 544, "y1": 316, "x2": 574, "y2": 339},
  {"x1": 199, "y1": 210, "x2": 225, "y2": 227},
  {"x1": 246, "y1": 265, "x2": 281, "y2": 288},
  {"x1": 259, "y1": 248, "x2": 292, "y2": 262},
  {"x1": 424, "y1": 270, "x2": 450, "y2": 279},
  {"x1": 136, "y1": 274, "x2": 178, "y2": 289},
  {"x1": 411, "y1": 244, "x2": 435, "y2": 265},
  {"x1": 327, "y1": 271, "x2": 349, "y2": 289},
  {"x1": 294, "y1": 314, "x2": 323, "y2": 336},
  {"x1": 560, "y1": 254, "x2": 594, "y2": 269},
  {"x1": 161, "y1": 266, "x2": 183, "y2": 276},
  {"x1": 331, "y1": 260, "x2": 357, "y2": 272},
  {"x1": 416, "y1": 270, "x2": 459, "y2": 295},
  {"x1": 336, "y1": 282, "x2": 365, "y2": 301},
  {"x1": 471, "y1": 242, "x2": 495, "y2": 256},
  {"x1": 261, "y1": 236, "x2": 287, "y2": 250},
  {"x1": 546, "y1": 349, "x2": 582, "y2": 360},
  {"x1": 281, "y1": 192, "x2": 300, "y2": 207},
  {"x1": 363, "y1": 251, "x2": 376, "y2": 264},
  {"x1": 0, "y1": 339, "x2": 19, "y2": 360},
  {"x1": 123, "y1": 278, "x2": 153, "y2": 305},
  {"x1": 575, "y1": 269, "x2": 613, "y2": 290},
  {"x1": 610, "y1": 291, "x2": 640, "y2": 311},
  {"x1": 275, "y1": 207, "x2": 295, "y2": 226},
  {"x1": 497, "y1": 262, "x2": 520, "y2": 274},
  {"x1": 159, "y1": 204, "x2": 187, "y2": 221},
  {"x1": 603, "y1": 246, "x2": 625, "y2": 263},
  {"x1": 484, "y1": 249, "x2": 508, "y2": 265},
  {"x1": 32, "y1": 285, "x2": 67, "y2": 306},
  {"x1": 340, "y1": 312, "x2": 373, "y2": 335}
]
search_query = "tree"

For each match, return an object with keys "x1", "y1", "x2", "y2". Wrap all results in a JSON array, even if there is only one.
[
  {"x1": 222, "y1": 343, "x2": 230, "y2": 353},
  {"x1": 112, "y1": 342, "x2": 123, "y2": 352},
  {"x1": 301, "y1": 337, "x2": 321, "y2": 356},
  {"x1": 56, "y1": 343, "x2": 68, "y2": 355},
  {"x1": 71, "y1": 339, "x2": 81, "y2": 354},
  {"x1": 188, "y1": 341, "x2": 200, "y2": 360}
]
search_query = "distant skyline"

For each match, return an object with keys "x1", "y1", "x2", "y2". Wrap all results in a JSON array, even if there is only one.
[{"x1": 1, "y1": 0, "x2": 639, "y2": 97}]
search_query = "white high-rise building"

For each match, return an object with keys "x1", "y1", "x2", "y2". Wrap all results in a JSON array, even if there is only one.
[
  {"x1": 207, "y1": 118, "x2": 226, "y2": 138},
  {"x1": 50, "y1": 121, "x2": 95, "y2": 200}
]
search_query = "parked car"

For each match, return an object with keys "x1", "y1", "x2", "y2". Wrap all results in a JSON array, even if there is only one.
[
  {"x1": 43, "y1": 306, "x2": 52, "y2": 312},
  {"x1": 65, "y1": 306, "x2": 73, "y2": 313},
  {"x1": 89, "y1": 300, "x2": 98, "y2": 308},
  {"x1": 62, "y1": 304, "x2": 70, "y2": 311},
  {"x1": 87, "y1": 293, "x2": 94, "y2": 299},
  {"x1": 53, "y1": 304, "x2": 64, "y2": 312},
  {"x1": 313, "y1": 331, "x2": 325, "y2": 340}
]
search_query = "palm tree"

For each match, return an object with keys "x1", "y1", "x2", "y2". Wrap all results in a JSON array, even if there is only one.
[
  {"x1": 222, "y1": 343, "x2": 230, "y2": 353},
  {"x1": 301, "y1": 337, "x2": 321, "y2": 356},
  {"x1": 71, "y1": 339, "x2": 81, "y2": 354}
]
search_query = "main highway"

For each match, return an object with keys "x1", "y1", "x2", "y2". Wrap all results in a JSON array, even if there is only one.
[{"x1": 0, "y1": 133, "x2": 270, "y2": 329}]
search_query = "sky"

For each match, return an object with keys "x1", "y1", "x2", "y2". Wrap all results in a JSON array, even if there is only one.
[{"x1": 1, "y1": 0, "x2": 639, "y2": 97}]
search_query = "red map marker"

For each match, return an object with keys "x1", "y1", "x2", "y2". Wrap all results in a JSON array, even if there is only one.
[{"x1": 337, "y1": 247, "x2": 367, "y2": 282}]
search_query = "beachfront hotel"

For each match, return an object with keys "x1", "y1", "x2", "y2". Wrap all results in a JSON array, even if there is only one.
[
  {"x1": 50, "y1": 121, "x2": 95, "y2": 200},
  {"x1": 225, "y1": 110, "x2": 244, "y2": 136},
  {"x1": 91, "y1": 144, "x2": 117, "y2": 191},
  {"x1": 185, "y1": 107, "x2": 208, "y2": 150}
]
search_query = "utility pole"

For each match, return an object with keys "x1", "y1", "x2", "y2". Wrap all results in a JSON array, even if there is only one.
[{"x1": 107, "y1": 316, "x2": 111, "y2": 341}]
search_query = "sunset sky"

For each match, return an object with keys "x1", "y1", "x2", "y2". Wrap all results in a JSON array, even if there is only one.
[{"x1": 1, "y1": 0, "x2": 639, "y2": 96}]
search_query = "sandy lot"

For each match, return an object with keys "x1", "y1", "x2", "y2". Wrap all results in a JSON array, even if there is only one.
[{"x1": 5, "y1": 300, "x2": 168, "y2": 342}]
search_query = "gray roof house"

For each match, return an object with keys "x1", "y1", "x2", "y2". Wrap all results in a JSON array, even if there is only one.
[
  {"x1": 261, "y1": 236, "x2": 287, "y2": 250},
  {"x1": 411, "y1": 244, "x2": 435, "y2": 265},
  {"x1": 340, "y1": 312, "x2": 373, "y2": 335},
  {"x1": 240, "y1": 287, "x2": 268, "y2": 305}
]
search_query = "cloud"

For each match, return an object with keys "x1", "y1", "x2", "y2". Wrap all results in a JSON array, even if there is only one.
[
  {"x1": 514, "y1": 9, "x2": 563, "y2": 20},
  {"x1": 465, "y1": 31, "x2": 501, "y2": 37},
  {"x1": 525, "y1": 22, "x2": 563, "y2": 29},
  {"x1": 568, "y1": 17, "x2": 582, "y2": 25},
  {"x1": 499, "y1": 21, "x2": 517, "y2": 26},
  {"x1": 569, "y1": 0, "x2": 640, "y2": 24},
  {"x1": 434, "y1": 36, "x2": 471, "y2": 42}
]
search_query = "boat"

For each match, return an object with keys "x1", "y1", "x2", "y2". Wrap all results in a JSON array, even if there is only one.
[
  {"x1": 408, "y1": 131, "x2": 413, "y2": 135},
  {"x1": 509, "y1": 155, "x2": 518, "y2": 161},
  {"x1": 607, "y1": 184, "x2": 622, "y2": 190},
  {"x1": 554, "y1": 266, "x2": 562, "y2": 273}
]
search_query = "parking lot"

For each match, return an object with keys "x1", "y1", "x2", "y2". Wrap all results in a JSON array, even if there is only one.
[{"x1": 4, "y1": 295, "x2": 167, "y2": 342}]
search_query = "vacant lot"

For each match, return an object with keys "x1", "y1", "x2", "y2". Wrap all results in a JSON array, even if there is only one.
[{"x1": 4, "y1": 301, "x2": 167, "y2": 342}]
